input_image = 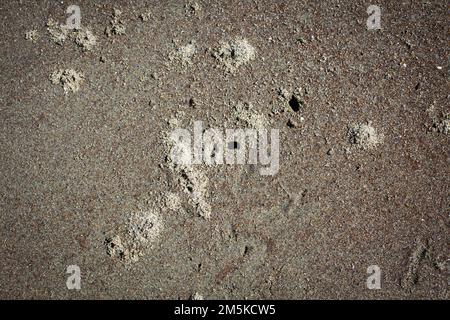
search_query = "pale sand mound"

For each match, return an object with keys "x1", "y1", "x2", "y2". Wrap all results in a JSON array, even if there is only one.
[
  {"x1": 434, "y1": 113, "x2": 449, "y2": 135},
  {"x1": 213, "y1": 38, "x2": 256, "y2": 72},
  {"x1": 50, "y1": 69, "x2": 84, "y2": 94},
  {"x1": 46, "y1": 18, "x2": 69, "y2": 44},
  {"x1": 24, "y1": 30, "x2": 39, "y2": 42},
  {"x1": 165, "y1": 131, "x2": 212, "y2": 220},
  {"x1": 179, "y1": 166, "x2": 211, "y2": 220},
  {"x1": 169, "y1": 41, "x2": 197, "y2": 66},
  {"x1": 164, "y1": 192, "x2": 182, "y2": 211},
  {"x1": 74, "y1": 28, "x2": 97, "y2": 51},
  {"x1": 348, "y1": 122, "x2": 384, "y2": 150},
  {"x1": 105, "y1": 9, "x2": 126, "y2": 36},
  {"x1": 105, "y1": 210, "x2": 163, "y2": 263},
  {"x1": 234, "y1": 101, "x2": 268, "y2": 129},
  {"x1": 46, "y1": 17, "x2": 97, "y2": 51}
]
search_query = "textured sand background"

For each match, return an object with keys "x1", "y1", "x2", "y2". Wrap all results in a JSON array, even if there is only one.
[{"x1": 0, "y1": 0, "x2": 448, "y2": 299}]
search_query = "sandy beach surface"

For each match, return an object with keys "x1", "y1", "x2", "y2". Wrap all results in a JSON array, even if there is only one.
[{"x1": 0, "y1": 0, "x2": 448, "y2": 299}]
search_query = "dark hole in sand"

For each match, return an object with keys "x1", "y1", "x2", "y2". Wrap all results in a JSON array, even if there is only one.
[{"x1": 289, "y1": 95, "x2": 301, "y2": 112}]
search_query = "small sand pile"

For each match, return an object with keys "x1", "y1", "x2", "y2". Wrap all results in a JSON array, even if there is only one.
[
  {"x1": 139, "y1": 10, "x2": 152, "y2": 22},
  {"x1": 74, "y1": 28, "x2": 97, "y2": 51},
  {"x1": 433, "y1": 113, "x2": 449, "y2": 135},
  {"x1": 46, "y1": 18, "x2": 69, "y2": 44},
  {"x1": 25, "y1": 30, "x2": 39, "y2": 42},
  {"x1": 270, "y1": 88, "x2": 289, "y2": 116},
  {"x1": 50, "y1": 69, "x2": 84, "y2": 94},
  {"x1": 213, "y1": 38, "x2": 256, "y2": 72},
  {"x1": 169, "y1": 41, "x2": 197, "y2": 66},
  {"x1": 164, "y1": 192, "x2": 182, "y2": 211},
  {"x1": 179, "y1": 166, "x2": 211, "y2": 219},
  {"x1": 105, "y1": 9, "x2": 126, "y2": 36},
  {"x1": 191, "y1": 292, "x2": 204, "y2": 300},
  {"x1": 166, "y1": 110, "x2": 186, "y2": 128},
  {"x1": 185, "y1": 1, "x2": 202, "y2": 16},
  {"x1": 46, "y1": 18, "x2": 97, "y2": 51},
  {"x1": 277, "y1": 87, "x2": 290, "y2": 101},
  {"x1": 348, "y1": 122, "x2": 383, "y2": 150},
  {"x1": 127, "y1": 210, "x2": 162, "y2": 244},
  {"x1": 104, "y1": 235, "x2": 128, "y2": 260},
  {"x1": 165, "y1": 132, "x2": 212, "y2": 220},
  {"x1": 105, "y1": 210, "x2": 163, "y2": 263},
  {"x1": 234, "y1": 101, "x2": 268, "y2": 129}
]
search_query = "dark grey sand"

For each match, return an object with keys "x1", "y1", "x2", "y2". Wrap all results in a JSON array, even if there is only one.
[{"x1": 0, "y1": 0, "x2": 448, "y2": 299}]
